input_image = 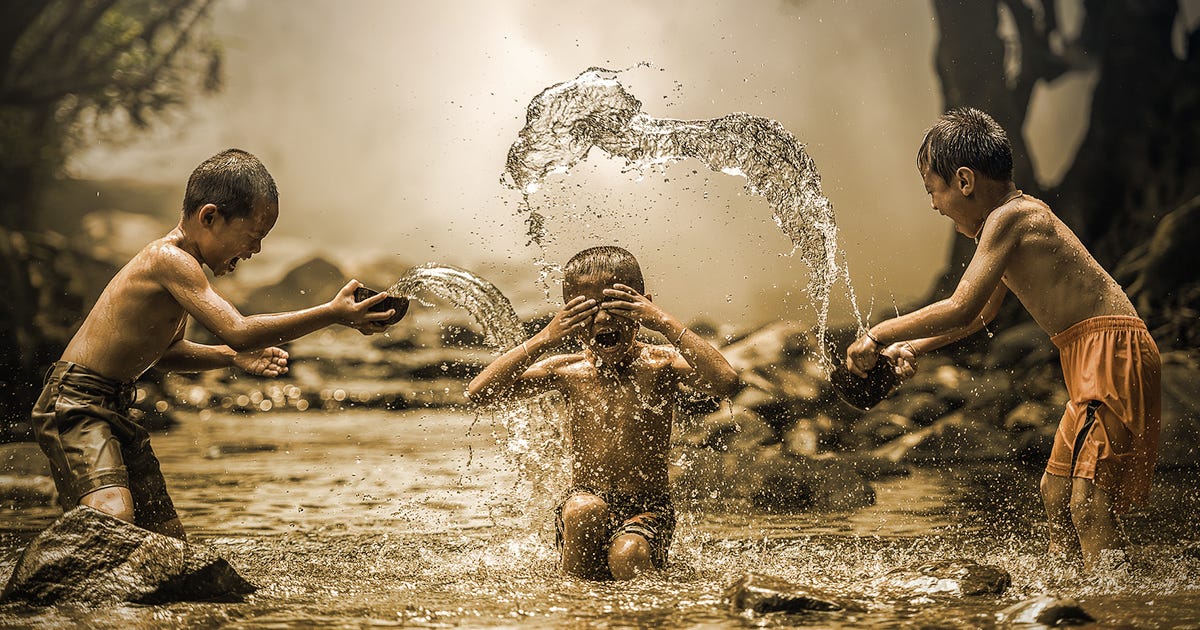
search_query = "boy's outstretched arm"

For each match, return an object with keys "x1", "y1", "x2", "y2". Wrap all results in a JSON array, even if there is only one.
[
  {"x1": 847, "y1": 208, "x2": 1020, "y2": 376},
  {"x1": 466, "y1": 295, "x2": 598, "y2": 404},
  {"x1": 601, "y1": 284, "x2": 740, "y2": 397},
  {"x1": 156, "y1": 245, "x2": 394, "y2": 351},
  {"x1": 157, "y1": 337, "x2": 290, "y2": 377}
]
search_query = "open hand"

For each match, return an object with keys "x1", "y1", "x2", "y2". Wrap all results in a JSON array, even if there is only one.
[
  {"x1": 234, "y1": 346, "x2": 289, "y2": 377},
  {"x1": 599, "y1": 284, "x2": 676, "y2": 334},
  {"x1": 541, "y1": 295, "x2": 598, "y2": 344}
]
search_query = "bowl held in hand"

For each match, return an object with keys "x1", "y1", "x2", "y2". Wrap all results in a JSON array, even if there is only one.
[
  {"x1": 831, "y1": 356, "x2": 899, "y2": 410},
  {"x1": 353, "y1": 286, "x2": 409, "y2": 325}
]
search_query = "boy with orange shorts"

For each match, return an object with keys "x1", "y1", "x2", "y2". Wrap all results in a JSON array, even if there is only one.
[{"x1": 846, "y1": 108, "x2": 1161, "y2": 572}]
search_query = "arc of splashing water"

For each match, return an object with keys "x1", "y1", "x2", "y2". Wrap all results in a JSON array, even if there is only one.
[
  {"x1": 503, "y1": 67, "x2": 860, "y2": 360},
  {"x1": 385, "y1": 263, "x2": 571, "y2": 519}
]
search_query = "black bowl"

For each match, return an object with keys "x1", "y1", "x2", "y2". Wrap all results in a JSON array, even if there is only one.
[
  {"x1": 353, "y1": 286, "x2": 409, "y2": 325},
  {"x1": 830, "y1": 356, "x2": 899, "y2": 410}
]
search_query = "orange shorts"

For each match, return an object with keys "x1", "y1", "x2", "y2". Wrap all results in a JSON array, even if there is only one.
[{"x1": 1045, "y1": 316, "x2": 1161, "y2": 512}]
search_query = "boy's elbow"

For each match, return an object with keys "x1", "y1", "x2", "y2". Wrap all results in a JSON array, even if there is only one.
[{"x1": 714, "y1": 369, "x2": 742, "y2": 398}]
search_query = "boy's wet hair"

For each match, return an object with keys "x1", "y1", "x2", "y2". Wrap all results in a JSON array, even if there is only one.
[
  {"x1": 182, "y1": 149, "x2": 278, "y2": 219},
  {"x1": 563, "y1": 246, "x2": 645, "y2": 296},
  {"x1": 917, "y1": 108, "x2": 1013, "y2": 184}
]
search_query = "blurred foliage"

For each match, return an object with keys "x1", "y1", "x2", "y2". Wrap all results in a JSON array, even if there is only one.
[
  {"x1": 0, "y1": 0, "x2": 220, "y2": 429},
  {"x1": 0, "y1": 0, "x2": 221, "y2": 230}
]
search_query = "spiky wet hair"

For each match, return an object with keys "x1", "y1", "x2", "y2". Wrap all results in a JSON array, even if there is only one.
[
  {"x1": 562, "y1": 246, "x2": 645, "y2": 297},
  {"x1": 182, "y1": 148, "x2": 278, "y2": 219},
  {"x1": 917, "y1": 108, "x2": 1013, "y2": 184}
]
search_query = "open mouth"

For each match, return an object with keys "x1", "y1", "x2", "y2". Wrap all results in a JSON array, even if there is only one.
[{"x1": 594, "y1": 331, "x2": 621, "y2": 348}]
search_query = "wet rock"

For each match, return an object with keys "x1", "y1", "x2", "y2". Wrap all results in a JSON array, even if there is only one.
[
  {"x1": 849, "y1": 411, "x2": 914, "y2": 449},
  {"x1": 750, "y1": 447, "x2": 875, "y2": 511},
  {"x1": 872, "y1": 412, "x2": 1013, "y2": 464},
  {"x1": 1003, "y1": 401, "x2": 1057, "y2": 432},
  {"x1": 996, "y1": 595, "x2": 1094, "y2": 626},
  {"x1": 722, "y1": 321, "x2": 813, "y2": 373},
  {"x1": 0, "y1": 475, "x2": 56, "y2": 508},
  {"x1": 2, "y1": 506, "x2": 256, "y2": 605},
  {"x1": 887, "y1": 391, "x2": 956, "y2": 426},
  {"x1": 725, "y1": 572, "x2": 848, "y2": 613},
  {"x1": 985, "y1": 322, "x2": 1057, "y2": 370},
  {"x1": 204, "y1": 442, "x2": 279, "y2": 459},
  {"x1": 874, "y1": 558, "x2": 1010, "y2": 597},
  {"x1": 960, "y1": 371, "x2": 1021, "y2": 420}
]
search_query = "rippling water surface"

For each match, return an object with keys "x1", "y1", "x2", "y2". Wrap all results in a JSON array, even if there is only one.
[{"x1": 1, "y1": 409, "x2": 1198, "y2": 628}]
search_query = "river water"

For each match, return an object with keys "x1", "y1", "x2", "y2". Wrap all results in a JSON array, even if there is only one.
[{"x1": 1, "y1": 408, "x2": 1198, "y2": 628}]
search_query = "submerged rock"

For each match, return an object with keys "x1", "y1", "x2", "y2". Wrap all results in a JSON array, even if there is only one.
[
  {"x1": 873, "y1": 558, "x2": 1010, "y2": 597},
  {"x1": 997, "y1": 595, "x2": 1094, "y2": 626},
  {"x1": 2, "y1": 506, "x2": 255, "y2": 605},
  {"x1": 725, "y1": 573, "x2": 849, "y2": 614}
]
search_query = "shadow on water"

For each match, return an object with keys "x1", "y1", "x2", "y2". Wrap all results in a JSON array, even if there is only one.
[{"x1": 1, "y1": 408, "x2": 1198, "y2": 628}]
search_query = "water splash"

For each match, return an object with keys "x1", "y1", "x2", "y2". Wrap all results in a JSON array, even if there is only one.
[
  {"x1": 504, "y1": 67, "x2": 856, "y2": 359},
  {"x1": 386, "y1": 263, "x2": 570, "y2": 525}
]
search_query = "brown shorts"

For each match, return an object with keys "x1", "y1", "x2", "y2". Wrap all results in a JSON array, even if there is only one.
[
  {"x1": 1045, "y1": 316, "x2": 1161, "y2": 512},
  {"x1": 31, "y1": 361, "x2": 178, "y2": 527},
  {"x1": 554, "y1": 486, "x2": 676, "y2": 572}
]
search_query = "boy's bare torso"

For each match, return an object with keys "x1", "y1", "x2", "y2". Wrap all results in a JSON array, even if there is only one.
[
  {"x1": 61, "y1": 235, "x2": 190, "y2": 382},
  {"x1": 988, "y1": 195, "x2": 1136, "y2": 335},
  {"x1": 545, "y1": 343, "x2": 681, "y2": 496}
]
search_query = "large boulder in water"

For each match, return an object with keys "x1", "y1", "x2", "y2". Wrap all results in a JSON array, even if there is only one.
[
  {"x1": 870, "y1": 558, "x2": 1010, "y2": 597},
  {"x1": 2, "y1": 506, "x2": 255, "y2": 605},
  {"x1": 996, "y1": 595, "x2": 1094, "y2": 626},
  {"x1": 725, "y1": 573, "x2": 852, "y2": 613}
]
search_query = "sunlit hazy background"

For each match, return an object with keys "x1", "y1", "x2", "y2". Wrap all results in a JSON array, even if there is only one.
[{"x1": 65, "y1": 0, "x2": 1109, "y2": 327}]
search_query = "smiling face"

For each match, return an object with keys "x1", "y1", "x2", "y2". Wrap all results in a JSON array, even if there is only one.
[
  {"x1": 202, "y1": 197, "x2": 278, "y2": 276},
  {"x1": 564, "y1": 272, "x2": 641, "y2": 364},
  {"x1": 921, "y1": 165, "x2": 980, "y2": 238}
]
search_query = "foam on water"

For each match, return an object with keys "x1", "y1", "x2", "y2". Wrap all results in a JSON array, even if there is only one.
[{"x1": 504, "y1": 67, "x2": 865, "y2": 360}]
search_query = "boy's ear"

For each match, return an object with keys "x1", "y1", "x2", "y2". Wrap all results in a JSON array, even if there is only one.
[
  {"x1": 197, "y1": 203, "x2": 220, "y2": 226},
  {"x1": 954, "y1": 167, "x2": 975, "y2": 197}
]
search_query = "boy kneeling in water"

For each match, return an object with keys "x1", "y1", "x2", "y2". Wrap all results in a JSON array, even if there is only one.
[{"x1": 468, "y1": 246, "x2": 740, "y2": 580}]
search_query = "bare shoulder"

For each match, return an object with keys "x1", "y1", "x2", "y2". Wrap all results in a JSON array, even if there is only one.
[{"x1": 139, "y1": 235, "x2": 203, "y2": 283}]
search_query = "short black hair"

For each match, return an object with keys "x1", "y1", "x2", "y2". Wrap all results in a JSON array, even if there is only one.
[
  {"x1": 562, "y1": 246, "x2": 645, "y2": 297},
  {"x1": 917, "y1": 108, "x2": 1013, "y2": 184},
  {"x1": 182, "y1": 149, "x2": 278, "y2": 219}
]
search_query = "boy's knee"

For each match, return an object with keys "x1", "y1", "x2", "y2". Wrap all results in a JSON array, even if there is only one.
[
  {"x1": 608, "y1": 533, "x2": 653, "y2": 579},
  {"x1": 561, "y1": 494, "x2": 609, "y2": 531},
  {"x1": 608, "y1": 533, "x2": 651, "y2": 564},
  {"x1": 79, "y1": 486, "x2": 135, "y2": 523}
]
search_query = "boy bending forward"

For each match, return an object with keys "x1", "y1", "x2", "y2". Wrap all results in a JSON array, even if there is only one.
[
  {"x1": 468, "y1": 246, "x2": 740, "y2": 580},
  {"x1": 847, "y1": 108, "x2": 1161, "y2": 571},
  {"x1": 32, "y1": 149, "x2": 396, "y2": 540}
]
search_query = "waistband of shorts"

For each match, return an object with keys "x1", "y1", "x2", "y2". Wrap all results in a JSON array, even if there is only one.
[
  {"x1": 44, "y1": 361, "x2": 137, "y2": 401},
  {"x1": 1050, "y1": 315, "x2": 1148, "y2": 350}
]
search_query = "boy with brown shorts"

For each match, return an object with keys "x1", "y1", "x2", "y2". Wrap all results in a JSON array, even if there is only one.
[
  {"x1": 846, "y1": 108, "x2": 1161, "y2": 572},
  {"x1": 467, "y1": 246, "x2": 740, "y2": 580},
  {"x1": 32, "y1": 149, "x2": 397, "y2": 540}
]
